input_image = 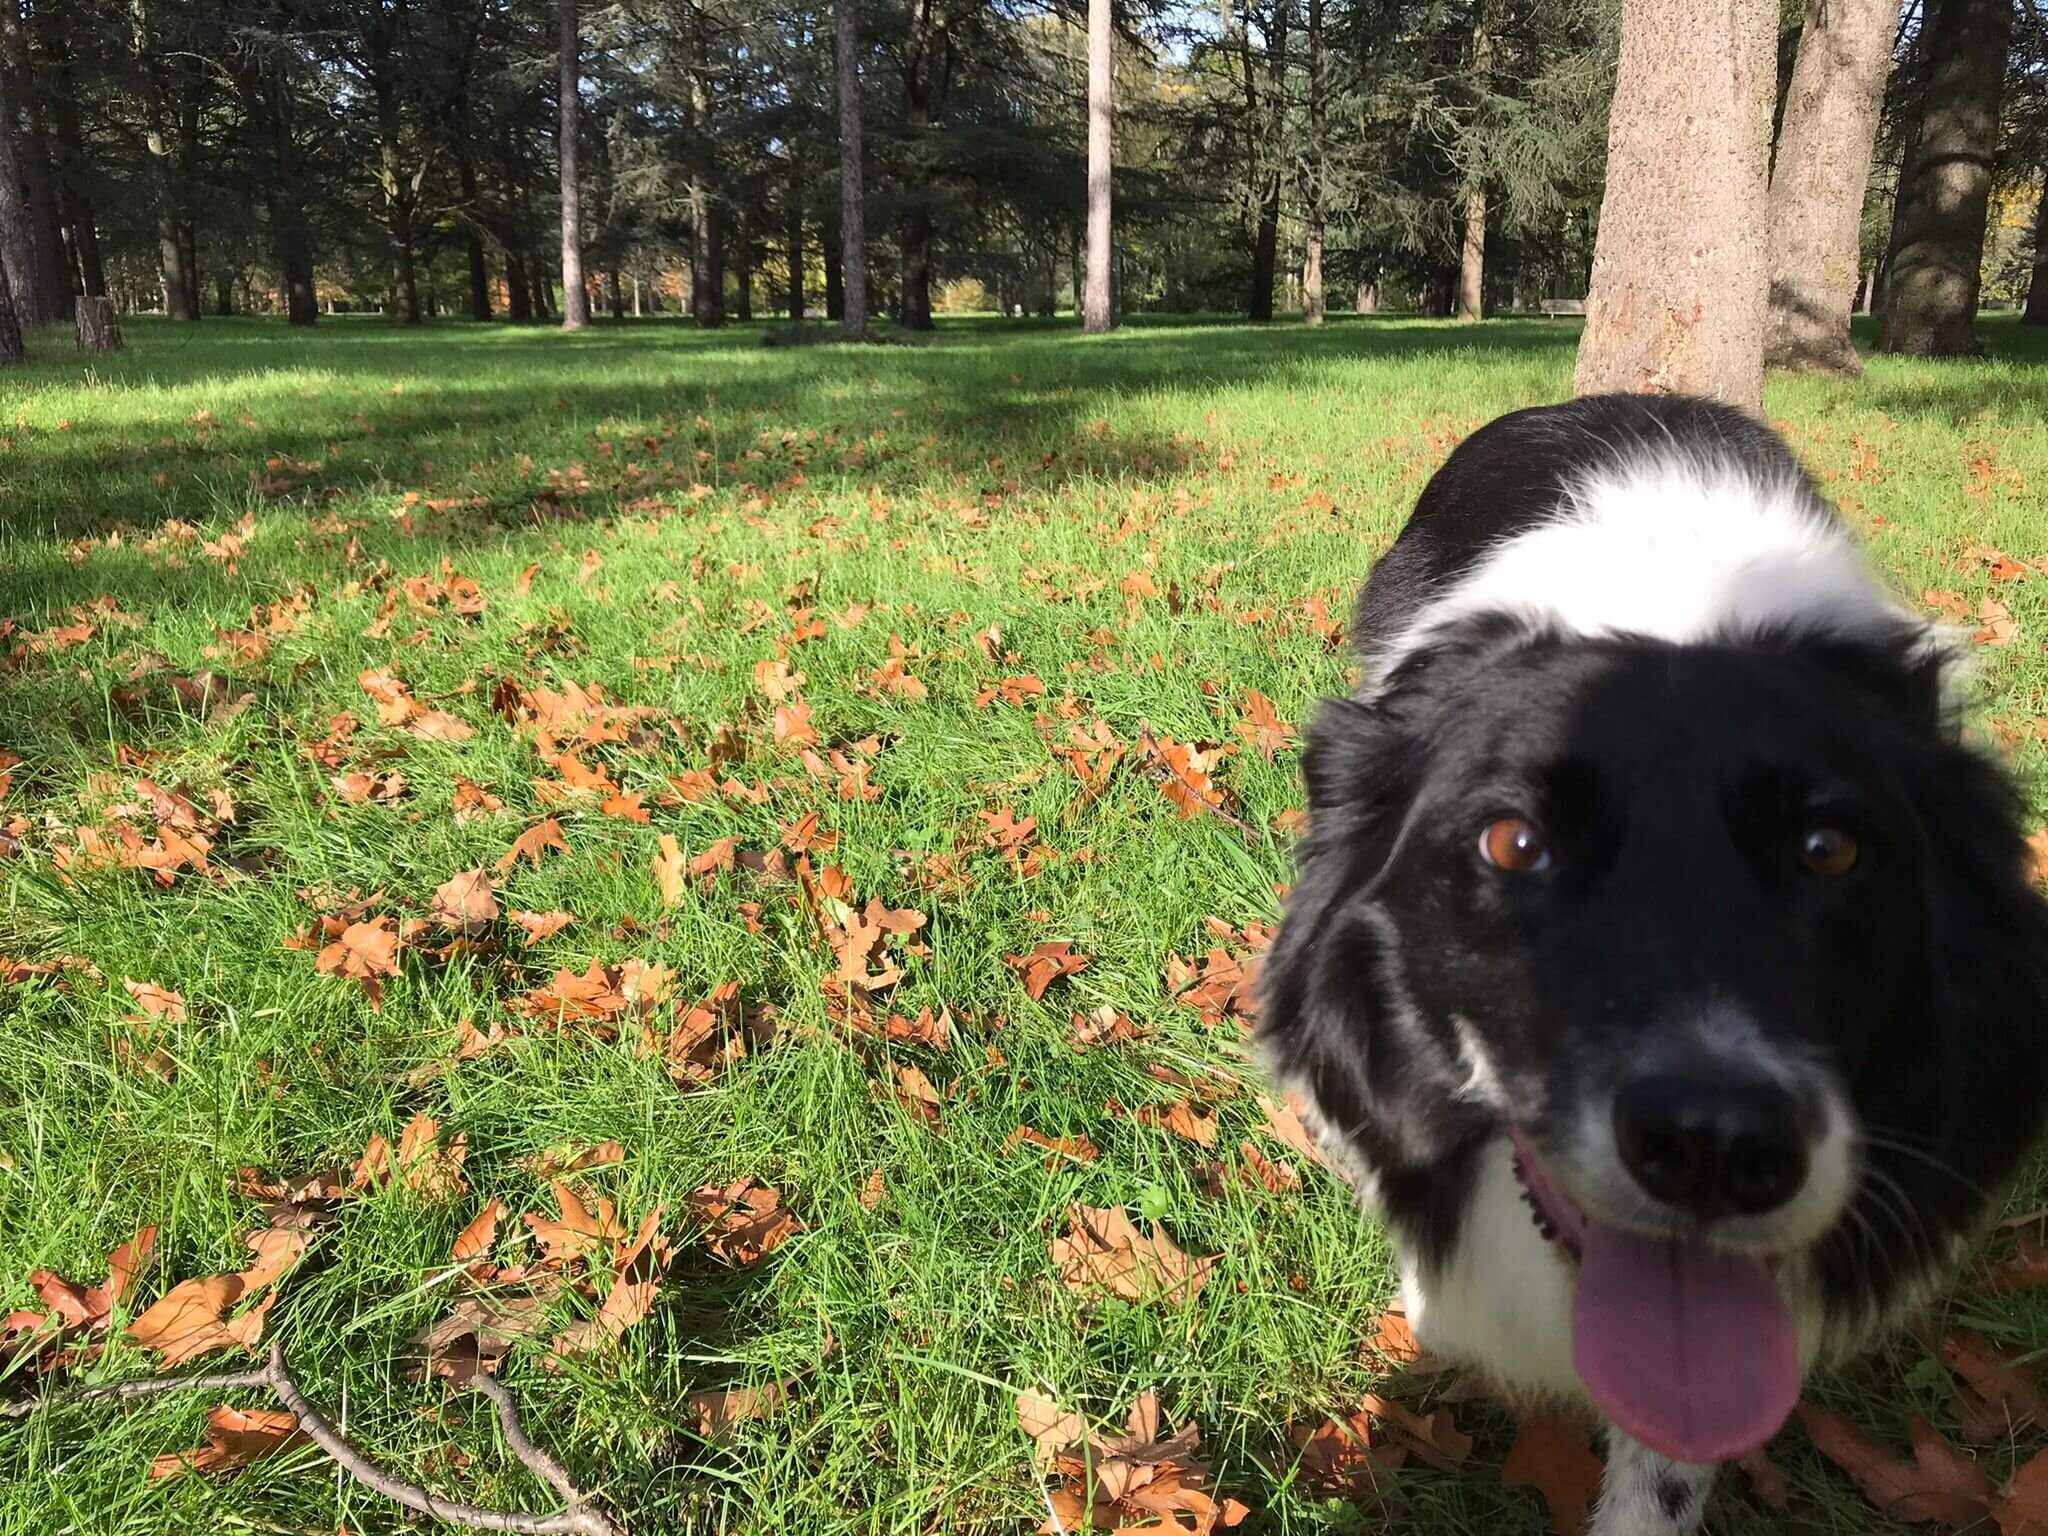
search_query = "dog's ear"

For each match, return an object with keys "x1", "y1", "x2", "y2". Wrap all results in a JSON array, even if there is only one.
[{"x1": 1258, "y1": 692, "x2": 1476, "y2": 1183}]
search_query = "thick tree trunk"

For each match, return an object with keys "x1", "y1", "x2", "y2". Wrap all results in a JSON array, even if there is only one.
[
  {"x1": 271, "y1": 201, "x2": 317, "y2": 326},
  {"x1": 1301, "y1": 0, "x2": 1324, "y2": 325},
  {"x1": 0, "y1": 106, "x2": 43, "y2": 324},
  {"x1": 74, "y1": 294, "x2": 120, "y2": 351},
  {"x1": 1354, "y1": 278, "x2": 1377, "y2": 313},
  {"x1": 1083, "y1": 0, "x2": 1113, "y2": 333},
  {"x1": 1573, "y1": 0, "x2": 1774, "y2": 412},
  {"x1": 0, "y1": 251, "x2": 22, "y2": 361},
  {"x1": 836, "y1": 0, "x2": 866, "y2": 338},
  {"x1": 1763, "y1": 0, "x2": 1895, "y2": 373},
  {"x1": 1876, "y1": 0, "x2": 2009, "y2": 357},
  {"x1": 689, "y1": 5, "x2": 724, "y2": 329},
  {"x1": 459, "y1": 156, "x2": 490, "y2": 320},
  {"x1": 1, "y1": 6, "x2": 70, "y2": 321},
  {"x1": 1456, "y1": 188, "x2": 1486, "y2": 322},
  {"x1": 558, "y1": 0, "x2": 589, "y2": 329},
  {"x1": 2024, "y1": 169, "x2": 2048, "y2": 326},
  {"x1": 44, "y1": 46, "x2": 104, "y2": 299},
  {"x1": 898, "y1": 206, "x2": 932, "y2": 328},
  {"x1": 213, "y1": 269, "x2": 233, "y2": 315},
  {"x1": 606, "y1": 267, "x2": 623, "y2": 319},
  {"x1": 505, "y1": 247, "x2": 533, "y2": 323}
]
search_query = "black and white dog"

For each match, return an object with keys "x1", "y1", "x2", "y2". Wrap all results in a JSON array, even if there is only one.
[{"x1": 1258, "y1": 394, "x2": 2048, "y2": 1534}]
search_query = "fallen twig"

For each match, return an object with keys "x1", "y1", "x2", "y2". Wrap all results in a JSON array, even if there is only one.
[
  {"x1": 4, "y1": 1341, "x2": 626, "y2": 1536},
  {"x1": 1137, "y1": 726, "x2": 1266, "y2": 846}
]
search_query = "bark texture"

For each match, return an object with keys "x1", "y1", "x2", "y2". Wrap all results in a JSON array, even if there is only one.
[
  {"x1": 1083, "y1": 0, "x2": 1113, "y2": 333},
  {"x1": 836, "y1": 0, "x2": 866, "y2": 338},
  {"x1": 558, "y1": 0, "x2": 589, "y2": 329},
  {"x1": 1455, "y1": 3, "x2": 1494, "y2": 322},
  {"x1": 1573, "y1": 0, "x2": 1775, "y2": 412},
  {"x1": 1301, "y1": 0, "x2": 1324, "y2": 324},
  {"x1": 74, "y1": 294, "x2": 120, "y2": 351},
  {"x1": 1876, "y1": 0, "x2": 2009, "y2": 356},
  {"x1": 0, "y1": 250, "x2": 22, "y2": 361},
  {"x1": 1764, "y1": 0, "x2": 1897, "y2": 373}
]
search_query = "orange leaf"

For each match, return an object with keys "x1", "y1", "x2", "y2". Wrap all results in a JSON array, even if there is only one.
[
  {"x1": 431, "y1": 868, "x2": 498, "y2": 935},
  {"x1": 496, "y1": 818, "x2": 570, "y2": 874},
  {"x1": 1797, "y1": 1403, "x2": 1992, "y2": 1525},
  {"x1": 654, "y1": 833, "x2": 687, "y2": 908},
  {"x1": 1502, "y1": 1409, "x2": 1605, "y2": 1536},
  {"x1": 149, "y1": 1405, "x2": 305, "y2": 1479}
]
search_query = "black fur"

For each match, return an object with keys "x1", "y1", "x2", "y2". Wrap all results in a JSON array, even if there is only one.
[{"x1": 1259, "y1": 394, "x2": 2048, "y2": 1344}]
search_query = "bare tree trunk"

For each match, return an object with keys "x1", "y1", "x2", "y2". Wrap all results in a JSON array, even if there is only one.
[
  {"x1": 558, "y1": 0, "x2": 589, "y2": 329},
  {"x1": 459, "y1": 157, "x2": 491, "y2": 320},
  {"x1": 0, "y1": 91, "x2": 43, "y2": 324},
  {"x1": 1876, "y1": 0, "x2": 2008, "y2": 356},
  {"x1": 824, "y1": 204, "x2": 845, "y2": 320},
  {"x1": 2024, "y1": 168, "x2": 2048, "y2": 326},
  {"x1": 1573, "y1": 0, "x2": 1774, "y2": 412},
  {"x1": 606, "y1": 267, "x2": 623, "y2": 319},
  {"x1": 1246, "y1": 1, "x2": 1286, "y2": 320},
  {"x1": 1354, "y1": 278, "x2": 1377, "y2": 313},
  {"x1": 1301, "y1": 0, "x2": 1324, "y2": 325},
  {"x1": 129, "y1": 0, "x2": 191, "y2": 320},
  {"x1": 785, "y1": 153, "x2": 805, "y2": 321},
  {"x1": 0, "y1": 247, "x2": 22, "y2": 361},
  {"x1": 44, "y1": 41, "x2": 104, "y2": 299},
  {"x1": 1763, "y1": 0, "x2": 1895, "y2": 373},
  {"x1": 174, "y1": 57, "x2": 201, "y2": 319},
  {"x1": 689, "y1": 1, "x2": 724, "y2": 329},
  {"x1": 505, "y1": 247, "x2": 533, "y2": 323},
  {"x1": 1, "y1": 5, "x2": 70, "y2": 321},
  {"x1": 1455, "y1": 3, "x2": 1494, "y2": 323},
  {"x1": 836, "y1": 0, "x2": 866, "y2": 338},
  {"x1": 74, "y1": 293, "x2": 119, "y2": 351},
  {"x1": 734, "y1": 208, "x2": 753, "y2": 319},
  {"x1": 1083, "y1": 0, "x2": 1113, "y2": 333}
]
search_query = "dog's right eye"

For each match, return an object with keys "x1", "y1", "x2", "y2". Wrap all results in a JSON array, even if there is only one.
[{"x1": 1480, "y1": 817, "x2": 1550, "y2": 873}]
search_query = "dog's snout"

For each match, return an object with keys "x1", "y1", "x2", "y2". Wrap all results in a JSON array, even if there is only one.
[{"x1": 1613, "y1": 1074, "x2": 1808, "y2": 1221}]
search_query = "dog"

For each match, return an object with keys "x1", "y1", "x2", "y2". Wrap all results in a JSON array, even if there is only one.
[{"x1": 1256, "y1": 394, "x2": 2048, "y2": 1535}]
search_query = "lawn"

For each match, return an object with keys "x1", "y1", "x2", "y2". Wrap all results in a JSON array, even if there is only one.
[{"x1": 0, "y1": 311, "x2": 2044, "y2": 1536}]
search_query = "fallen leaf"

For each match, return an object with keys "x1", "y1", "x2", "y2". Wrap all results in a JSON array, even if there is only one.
[
  {"x1": 510, "y1": 909, "x2": 575, "y2": 945},
  {"x1": 1502, "y1": 1409, "x2": 1605, "y2": 1536},
  {"x1": 431, "y1": 868, "x2": 498, "y2": 936},
  {"x1": 1047, "y1": 1204, "x2": 1216, "y2": 1305},
  {"x1": 1133, "y1": 1097, "x2": 1219, "y2": 1147},
  {"x1": 1797, "y1": 1403, "x2": 1992, "y2": 1525},
  {"x1": 1361, "y1": 1392, "x2": 1473, "y2": 1472},
  {"x1": 1008, "y1": 1126, "x2": 1101, "y2": 1165},
  {"x1": 691, "y1": 1377, "x2": 795, "y2": 1443},
  {"x1": 1006, "y1": 940, "x2": 1089, "y2": 1001},
  {"x1": 1018, "y1": 1388, "x2": 1085, "y2": 1472},
  {"x1": 496, "y1": 818, "x2": 570, "y2": 874},
  {"x1": 1942, "y1": 1329, "x2": 2046, "y2": 1440},
  {"x1": 1997, "y1": 1449, "x2": 2048, "y2": 1535},
  {"x1": 449, "y1": 1200, "x2": 504, "y2": 1268},
  {"x1": 687, "y1": 1178, "x2": 802, "y2": 1266},
  {"x1": 653, "y1": 833, "x2": 687, "y2": 908},
  {"x1": 123, "y1": 979, "x2": 188, "y2": 1023},
  {"x1": 148, "y1": 1405, "x2": 305, "y2": 1479},
  {"x1": 1288, "y1": 1408, "x2": 1404, "y2": 1497}
]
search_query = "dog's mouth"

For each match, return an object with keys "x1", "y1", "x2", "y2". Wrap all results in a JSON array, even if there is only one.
[{"x1": 1507, "y1": 1125, "x2": 1801, "y2": 1465}]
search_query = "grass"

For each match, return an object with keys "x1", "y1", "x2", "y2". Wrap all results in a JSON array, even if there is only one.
[{"x1": 0, "y1": 309, "x2": 2043, "y2": 1536}]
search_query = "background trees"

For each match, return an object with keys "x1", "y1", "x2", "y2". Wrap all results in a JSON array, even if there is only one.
[{"x1": 0, "y1": 0, "x2": 2036, "y2": 345}]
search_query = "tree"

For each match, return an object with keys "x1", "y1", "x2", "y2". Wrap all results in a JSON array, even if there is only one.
[
  {"x1": 1300, "y1": 0, "x2": 1323, "y2": 324},
  {"x1": 1876, "y1": 0, "x2": 2010, "y2": 356},
  {"x1": 0, "y1": 244, "x2": 21, "y2": 361},
  {"x1": 559, "y1": 0, "x2": 589, "y2": 330},
  {"x1": 0, "y1": 2, "x2": 70, "y2": 323},
  {"x1": 837, "y1": 0, "x2": 866, "y2": 338},
  {"x1": 1764, "y1": 0, "x2": 1901, "y2": 372},
  {"x1": 1455, "y1": 1, "x2": 1496, "y2": 323},
  {"x1": 1573, "y1": 0, "x2": 1775, "y2": 412},
  {"x1": 2026, "y1": 168, "x2": 2048, "y2": 325},
  {"x1": 1083, "y1": 0, "x2": 1113, "y2": 332}
]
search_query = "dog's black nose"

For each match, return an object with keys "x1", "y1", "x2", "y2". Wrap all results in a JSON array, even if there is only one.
[{"x1": 1613, "y1": 1074, "x2": 1808, "y2": 1220}]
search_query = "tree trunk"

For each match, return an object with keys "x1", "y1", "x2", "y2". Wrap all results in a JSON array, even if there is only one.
[
  {"x1": 1763, "y1": 0, "x2": 1895, "y2": 373},
  {"x1": 1354, "y1": 278, "x2": 1377, "y2": 313},
  {"x1": 129, "y1": 1, "x2": 192, "y2": 321},
  {"x1": 0, "y1": 251, "x2": 22, "y2": 361},
  {"x1": 1083, "y1": 0, "x2": 1113, "y2": 332},
  {"x1": 459, "y1": 156, "x2": 491, "y2": 320},
  {"x1": 558, "y1": 0, "x2": 589, "y2": 329},
  {"x1": 606, "y1": 267, "x2": 624, "y2": 319},
  {"x1": 825, "y1": 205, "x2": 845, "y2": 320},
  {"x1": 2024, "y1": 169, "x2": 2048, "y2": 326},
  {"x1": 44, "y1": 43, "x2": 104, "y2": 299},
  {"x1": 174, "y1": 57, "x2": 201, "y2": 320},
  {"x1": 74, "y1": 293, "x2": 120, "y2": 351},
  {"x1": 1573, "y1": 0, "x2": 1775, "y2": 412},
  {"x1": 506, "y1": 247, "x2": 533, "y2": 323},
  {"x1": 734, "y1": 209, "x2": 753, "y2": 319},
  {"x1": 898, "y1": 206, "x2": 932, "y2": 328},
  {"x1": 1876, "y1": 0, "x2": 2009, "y2": 356},
  {"x1": 1301, "y1": 0, "x2": 1324, "y2": 325},
  {"x1": 836, "y1": 0, "x2": 866, "y2": 338},
  {"x1": 0, "y1": 99, "x2": 43, "y2": 324},
  {"x1": 1455, "y1": 3, "x2": 1494, "y2": 323},
  {"x1": 1, "y1": 5, "x2": 70, "y2": 321},
  {"x1": 273, "y1": 202, "x2": 317, "y2": 325},
  {"x1": 786, "y1": 160, "x2": 805, "y2": 321},
  {"x1": 214, "y1": 269, "x2": 233, "y2": 315},
  {"x1": 1247, "y1": 0, "x2": 1287, "y2": 321},
  {"x1": 689, "y1": 3, "x2": 724, "y2": 329}
]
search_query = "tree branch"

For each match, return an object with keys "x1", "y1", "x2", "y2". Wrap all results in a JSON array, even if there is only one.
[
  {"x1": 1, "y1": 1366, "x2": 271, "y2": 1419},
  {"x1": 1137, "y1": 726, "x2": 1267, "y2": 845}
]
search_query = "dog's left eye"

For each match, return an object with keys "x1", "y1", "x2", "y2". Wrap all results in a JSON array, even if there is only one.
[
  {"x1": 1800, "y1": 825, "x2": 1859, "y2": 877},
  {"x1": 1480, "y1": 817, "x2": 1551, "y2": 873}
]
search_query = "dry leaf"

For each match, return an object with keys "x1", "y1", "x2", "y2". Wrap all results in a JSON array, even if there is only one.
[
  {"x1": 691, "y1": 1377, "x2": 795, "y2": 1444},
  {"x1": 496, "y1": 818, "x2": 570, "y2": 874},
  {"x1": 1797, "y1": 1403, "x2": 1992, "y2": 1526},
  {"x1": 431, "y1": 868, "x2": 498, "y2": 935},
  {"x1": 1047, "y1": 1204, "x2": 1216, "y2": 1305},
  {"x1": 1006, "y1": 941, "x2": 1089, "y2": 1001},
  {"x1": 1018, "y1": 1389, "x2": 1085, "y2": 1472},
  {"x1": 1502, "y1": 1409, "x2": 1605, "y2": 1536},
  {"x1": 653, "y1": 833, "x2": 687, "y2": 908},
  {"x1": 149, "y1": 1405, "x2": 305, "y2": 1479}
]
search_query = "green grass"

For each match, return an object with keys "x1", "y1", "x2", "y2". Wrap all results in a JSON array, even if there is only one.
[{"x1": 0, "y1": 311, "x2": 2043, "y2": 1535}]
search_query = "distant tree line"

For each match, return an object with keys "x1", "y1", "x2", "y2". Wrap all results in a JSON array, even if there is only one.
[{"x1": 0, "y1": 0, "x2": 2041, "y2": 359}]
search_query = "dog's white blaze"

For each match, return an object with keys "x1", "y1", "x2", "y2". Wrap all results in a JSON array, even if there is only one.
[{"x1": 1376, "y1": 457, "x2": 1922, "y2": 680}]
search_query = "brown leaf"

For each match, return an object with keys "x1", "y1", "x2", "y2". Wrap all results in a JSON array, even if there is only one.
[
  {"x1": 892, "y1": 1064, "x2": 944, "y2": 1126},
  {"x1": 1288, "y1": 1409, "x2": 1405, "y2": 1497},
  {"x1": 148, "y1": 1405, "x2": 305, "y2": 1479},
  {"x1": 449, "y1": 1200, "x2": 504, "y2": 1268},
  {"x1": 653, "y1": 833, "x2": 687, "y2": 908},
  {"x1": 1738, "y1": 1447, "x2": 1792, "y2": 1513},
  {"x1": 496, "y1": 818, "x2": 570, "y2": 874},
  {"x1": 687, "y1": 1178, "x2": 802, "y2": 1267},
  {"x1": 431, "y1": 868, "x2": 498, "y2": 936},
  {"x1": 1047, "y1": 1204, "x2": 1216, "y2": 1305},
  {"x1": 1797, "y1": 1403, "x2": 1992, "y2": 1525},
  {"x1": 691, "y1": 1378, "x2": 795, "y2": 1443},
  {"x1": 1007, "y1": 1126, "x2": 1101, "y2": 1165},
  {"x1": 1368, "y1": 1301, "x2": 1423, "y2": 1367},
  {"x1": 1942, "y1": 1329, "x2": 2046, "y2": 1440},
  {"x1": 128, "y1": 1274, "x2": 247, "y2": 1366},
  {"x1": 452, "y1": 776, "x2": 503, "y2": 821},
  {"x1": 1235, "y1": 689, "x2": 1296, "y2": 760},
  {"x1": 1005, "y1": 940, "x2": 1089, "y2": 1001},
  {"x1": 123, "y1": 979, "x2": 188, "y2": 1023},
  {"x1": 510, "y1": 909, "x2": 575, "y2": 945},
  {"x1": 1133, "y1": 1098, "x2": 1219, "y2": 1147},
  {"x1": 1018, "y1": 1388, "x2": 1085, "y2": 1472},
  {"x1": 1996, "y1": 1449, "x2": 2048, "y2": 1535},
  {"x1": 1502, "y1": 1409, "x2": 1604, "y2": 1536},
  {"x1": 1361, "y1": 1393, "x2": 1473, "y2": 1472},
  {"x1": 526, "y1": 1141, "x2": 627, "y2": 1179},
  {"x1": 1257, "y1": 1093, "x2": 1337, "y2": 1175},
  {"x1": 415, "y1": 1290, "x2": 559, "y2": 1383}
]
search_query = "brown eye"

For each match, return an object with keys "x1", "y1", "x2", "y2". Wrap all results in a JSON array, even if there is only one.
[
  {"x1": 1801, "y1": 825, "x2": 1859, "y2": 877},
  {"x1": 1480, "y1": 817, "x2": 1550, "y2": 873}
]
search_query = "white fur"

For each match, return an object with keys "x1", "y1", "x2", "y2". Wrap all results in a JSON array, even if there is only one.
[
  {"x1": 1593, "y1": 1432, "x2": 1716, "y2": 1536},
  {"x1": 1375, "y1": 456, "x2": 1922, "y2": 683}
]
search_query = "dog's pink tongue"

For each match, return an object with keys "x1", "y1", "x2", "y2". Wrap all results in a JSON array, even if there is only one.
[{"x1": 1572, "y1": 1218, "x2": 1800, "y2": 1464}]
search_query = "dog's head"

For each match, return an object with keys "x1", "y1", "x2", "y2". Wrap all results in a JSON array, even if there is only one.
[{"x1": 1260, "y1": 612, "x2": 2048, "y2": 1458}]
